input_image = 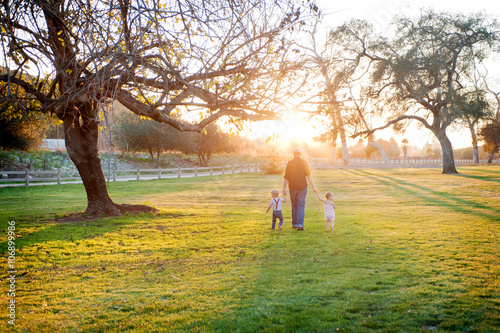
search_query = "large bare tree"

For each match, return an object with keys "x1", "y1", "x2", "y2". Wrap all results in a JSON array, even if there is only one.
[
  {"x1": 302, "y1": 18, "x2": 391, "y2": 165},
  {"x1": 0, "y1": 0, "x2": 317, "y2": 215}
]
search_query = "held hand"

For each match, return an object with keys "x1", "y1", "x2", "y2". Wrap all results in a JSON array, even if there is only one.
[{"x1": 313, "y1": 187, "x2": 318, "y2": 193}]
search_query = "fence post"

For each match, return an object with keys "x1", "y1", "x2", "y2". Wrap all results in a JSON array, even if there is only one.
[
  {"x1": 57, "y1": 169, "x2": 62, "y2": 185},
  {"x1": 240, "y1": 164, "x2": 243, "y2": 173},
  {"x1": 25, "y1": 169, "x2": 30, "y2": 186},
  {"x1": 178, "y1": 167, "x2": 181, "y2": 178},
  {"x1": 232, "y1": 164, "x2": 235, "y2": 174},
  {"x1": 247, "y1": 164, "x2": 250, "y2": 172},
  {"x1": 195, "y1": 166, "x2": 198, "y2": 177},
  {"x1": 113, "y1": 168, "x2": 117, "y2": 182},
  {"x1": 255, "y1": 164, "x2": 258, "y2": 172},
  {"x1": 158, "y1": 167, "x2": 162, "y2": 179},
  {"x1": 136, "y1": 168, "x2": 140, "y2": 181},
  {"x1": 210, "y1": 166, "x2": 213, "y2": 176},
  {"x1": 222, "y1": 166, "x2": 225, "y2": 175}
]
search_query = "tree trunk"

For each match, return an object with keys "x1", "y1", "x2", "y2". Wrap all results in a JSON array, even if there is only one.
[
  {"x1": 468, "y1": 122, "x2": 479, "y2": 164},
  {"x1": 148, "y1": 148, "x2": 158, "y2": 169},
  {"x1": 62, "y1": 103, "x2": 157, "y2": 216},
  {"x1": 334, "y1": 107, "x2": 349, "y2": 165},
  {"x1": 156, "y1": 149, "x2": 161, "y2": 169},
  {"x1": 198, "y1": 153, "x2": 207, "y2": 166},
  {"x1": 329, "y1": 113, "x2": 339, "y2": 166},
  {"x1": 472, "y1": 146, "x2": 479, "y2": 164},
  {"x1": 434, "y1": 128, "x2": 459, "y2": 174},
  {"x1": 368, "y1": 136, "x2": 389, "y2": 163},
  {"x1": 487, "y1": 150, "x2": 495, "y2": 164}
]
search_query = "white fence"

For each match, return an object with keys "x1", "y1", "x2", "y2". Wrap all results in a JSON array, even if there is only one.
[
  {"x1": 339, "y1": 158, "x2": 497, "y2": 165},
  {"x1": 0, "y1": 158, "x2": 498, "y2": 187},
  {"x1": 312, "y1": 157, "x2": 499, "y2": 165},
  {"x1": 0, "y1": 164, "x2": 262, "y2": 187},
  {"x1": 40, "y1": 139, "x2": 66, "y2": 150}
]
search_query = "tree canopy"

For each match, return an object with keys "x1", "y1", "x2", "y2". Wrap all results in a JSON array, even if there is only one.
[
  {"x1": 0, "y1": 0, "x2": 318, "y2": 215},
  {"x1": 331, "y1": 10, "x2": 499, "y2": 173}
]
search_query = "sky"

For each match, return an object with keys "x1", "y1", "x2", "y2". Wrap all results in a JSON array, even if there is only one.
[
  {"x1": 316, "y1": 0, "x2": 500, "y2": 31},
  {"x1": 242, "y1": 0, "x2": 500, "y2": 152}
]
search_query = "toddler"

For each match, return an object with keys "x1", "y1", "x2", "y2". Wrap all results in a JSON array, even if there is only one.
[
  {"x1": 316, "y1": 191, "x2": 336, "y2": 231},
  {"x1": 266, "y1": 189, "x2": 286, "y2": 230}
]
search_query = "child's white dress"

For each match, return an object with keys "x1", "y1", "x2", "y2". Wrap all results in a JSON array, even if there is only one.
[
  {"x1": 324, "y1": 203, "x2": 335, "y2": 221},
  {"x1": 324, "y1": 203, "x2": 335, "y2": 230}
]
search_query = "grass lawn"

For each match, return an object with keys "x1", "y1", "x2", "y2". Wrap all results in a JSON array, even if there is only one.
[{"x1": 0, "y1": 166, "x2": 499, "y2": 332}]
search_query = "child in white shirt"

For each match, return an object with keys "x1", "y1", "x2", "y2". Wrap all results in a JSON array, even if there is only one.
[
  {"x1": 316, "y1": 191, "x2": 336, "y2": 231},
  {"x1": 266, "y1": 189, "x2": 286, "y2": 230}
]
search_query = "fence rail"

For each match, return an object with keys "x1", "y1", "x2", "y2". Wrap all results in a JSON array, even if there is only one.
[
  {"x1": 0, "y1": 158, "x2": 498, "y2": 187},
  {"x1": 311, "y1": 157, "x2": 499, "y2": 165},
  {"x1": 0, "y1": 164, "x2": 262, "y2": 187}
]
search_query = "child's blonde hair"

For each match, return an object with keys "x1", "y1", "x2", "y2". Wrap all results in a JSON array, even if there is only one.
[
  {"x1": 325, "y1": 192, "x2": 333, "y2": 200},
  {"x1": 271, "y1": 189, "x2": 280, "y2": 197}
]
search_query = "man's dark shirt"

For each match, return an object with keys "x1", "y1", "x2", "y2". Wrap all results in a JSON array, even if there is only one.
[{"x1": 284, "y1": 156, "x2": 311, "y2": 191}]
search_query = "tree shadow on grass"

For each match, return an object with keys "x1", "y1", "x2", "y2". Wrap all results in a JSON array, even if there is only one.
[
  {"x1": 0, "y1": 211, "x2": 183, "y2": 254},
  {"x1": 346, "y1": 169, "x2": 500, "y2": 222},
  {"x1": 203, "y1": 221, "x2": 354, "y2": 332},
  {"x1": 460, "y1": 167, "x2": 500, "y2": 176},
  {"x1": 455, "y1": 173, "x2": 500, "y2": 183}
]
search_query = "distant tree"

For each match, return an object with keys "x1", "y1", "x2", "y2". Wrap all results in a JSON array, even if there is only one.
[
  {"x1": 304, "y1": 18, "x2": 387, "y2": 165},
  {"x1": 365, "y1": 138, "x2": 399, "y2": 158},
  {"x1": 195, "y1": 123, "x2": 235, "y2": 166},
  {"x1": 307, "y1": 39, "x2": 350, "y2": 164},
  {"x1": 454, "y1": 89, "x2": 491, "y2": 163},
  {"x1": 341, "y1": 11, "x2": 500, "y2": 174},
  {"x1": 479, "y1": 122, "x2": 500, "y2": 164},
  {"x1": 402, "y1": 139, "x2": 409, "y2": 160},
  {"x1": 482, "y1": 77, "x2": 500, "y2": 164},
  {"x1": 114, "y1": 113, "x2": 195, "y2": 168}
]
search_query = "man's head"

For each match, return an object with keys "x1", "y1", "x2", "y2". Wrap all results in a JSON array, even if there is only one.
[{"x1": 292, "y1": 147, "x2": 301, "y2": 156}]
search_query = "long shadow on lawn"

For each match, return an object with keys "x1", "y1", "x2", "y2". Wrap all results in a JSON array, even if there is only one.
[
  {"x1": 346, "y1": 169, "x2": 500, "y2": 222},
  {"x1": 0, "y1": 212, "x2": 176, "y2": 254},
  {"x1": 456, "y1": 173, "x2": 500, "y2": 183},
  {"x1": 205, "y1": 223, "x2": 356, "y2": 332},
  {"x1": 460, "y1": 167, "x2": 500, "y2": 176}
]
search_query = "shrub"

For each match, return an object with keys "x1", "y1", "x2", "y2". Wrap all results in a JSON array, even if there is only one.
[{"x1": 259, "y1": 149, "x2": 285, "y2": 174}]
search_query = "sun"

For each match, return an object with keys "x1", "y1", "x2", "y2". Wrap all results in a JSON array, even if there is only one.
[
  {"x1": 242, "y1": 111, "x2": 323, "y2": 151},
  {"x1": 277, "y1": 113, "x2": 318, "y2": 142}
]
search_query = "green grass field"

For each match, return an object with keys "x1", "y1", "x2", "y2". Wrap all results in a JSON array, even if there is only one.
[{"x1": 1, "y1": 166, "x2": 499, "y2": 332}]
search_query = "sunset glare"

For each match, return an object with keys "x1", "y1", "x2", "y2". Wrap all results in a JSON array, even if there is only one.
[{"x1": 243, "y1": 112, "x2": 321, "y2": 147}]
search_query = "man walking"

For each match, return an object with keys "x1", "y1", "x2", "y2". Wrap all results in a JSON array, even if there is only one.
[{"x1": 283, "y1": 147, "x2": 318, "y2": 231}]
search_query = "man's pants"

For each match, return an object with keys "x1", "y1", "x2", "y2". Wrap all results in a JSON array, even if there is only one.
[{"x1": 290, "y1": 188, "x2": 307, "y2": 228}]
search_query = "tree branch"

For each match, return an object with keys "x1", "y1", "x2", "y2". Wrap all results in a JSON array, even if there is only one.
[
  {"x1": 352, "y1": 115, "x2": 432, "y2": 138},
  {"x1": 0, "y1": 74, "x2": 50, "y2": 104}
]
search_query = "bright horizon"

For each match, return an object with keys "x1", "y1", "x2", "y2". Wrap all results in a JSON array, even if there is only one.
[{"x1": 237, "y1": 112, "x2": 474, "y2": 152}]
